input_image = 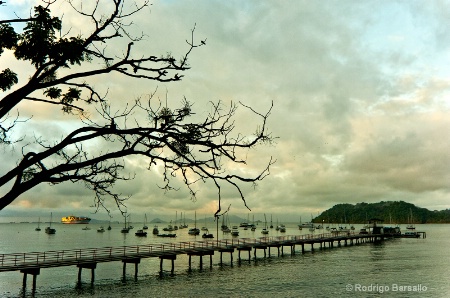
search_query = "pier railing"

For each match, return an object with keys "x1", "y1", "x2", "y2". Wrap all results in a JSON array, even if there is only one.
[{"x1": 0, "y1": 231, "x2": 365, "y2": 272}]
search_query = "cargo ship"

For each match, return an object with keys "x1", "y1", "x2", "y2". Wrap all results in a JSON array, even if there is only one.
[{"x1": 61, "y1": 215, "x2": 91, "y2": 224}]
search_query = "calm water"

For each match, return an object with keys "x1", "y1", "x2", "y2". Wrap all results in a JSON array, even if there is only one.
[{"x1": 0, "y1": 223, "x2": 448, "y2": 297}]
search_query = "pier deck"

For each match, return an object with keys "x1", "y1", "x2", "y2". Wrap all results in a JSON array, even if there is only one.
[{"x1": 0, "y1": 232, "x2": 378, "y2": 273}]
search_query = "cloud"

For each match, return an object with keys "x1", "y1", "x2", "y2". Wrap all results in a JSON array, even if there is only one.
[{"x1": 1, "y1": 0, "x2": 449, "y2": 222}]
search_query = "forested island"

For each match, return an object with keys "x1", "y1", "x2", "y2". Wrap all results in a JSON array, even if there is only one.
[{"x1": 314, "y1": 201, "x2": 450, "y2": 224}]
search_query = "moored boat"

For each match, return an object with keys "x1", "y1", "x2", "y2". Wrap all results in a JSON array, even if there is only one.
[
  {"x1": 180, "y1": 212, "x2": 188, "y2": 229},
  {"x1": 121, "y1": 212, "x2": 130, "y2": 233},
  {"x1": 163, "y1": 224, "x2": 174, "y2": 231},
  {"x1": 143, "y1": 214, "x2": 148, "y2": 230},
  {"x1": 188, "y1": 211, "x2": 200, "y2": 235},
  {"x1": 261, "y1": 214, "x2": 269, "y2": 235},
  {"x1": 35, "y1": 217, "x2": 41, "y2": 231},
  {"x1": 45, "y1": 212, "x2": 56, "y2": 234},
  {"x1": 406, "y1": 208, "x2": 416, "y2": 230},
  {"x1": 400, "y1": 231, "x2": 420, "y2": 238},
  {"x1": 188, "y1": 227, "x2": 200, "y2": 235},
  {"x1": 61, "y1": 215, "x2": 91, "y2": 224},
  {"x1": 157, "y1": 233, "x2": 176, "y2": 238},
  {"x1": 202, "y1": 229, "x2": 214, "y2": 238},
  {"x1": 299, "y1": 222, "x2": 314, "y2": 228},
  {"x1": 45, "y1": 226, "x2": 56, "y2": 234},
  {"x1": 239, "y1": 222, "x2": 249, "y2": 228},
  {"x1": 135, "y1": 229, "x2": 147, "y2": 237}
]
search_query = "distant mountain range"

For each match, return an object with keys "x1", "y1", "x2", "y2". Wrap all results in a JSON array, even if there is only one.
[{"x1": 314, "y1": 201, "x2": 450, "y2": 224}]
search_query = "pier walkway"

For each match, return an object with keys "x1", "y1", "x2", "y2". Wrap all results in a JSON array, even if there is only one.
[{"x1": 0, "y1": 231, "x2": 383, "y2": 293}]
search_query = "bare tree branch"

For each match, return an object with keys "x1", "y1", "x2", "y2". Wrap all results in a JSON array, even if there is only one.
[{"x1": 0, "y1": 98, "x2": 275, "y2": 211}]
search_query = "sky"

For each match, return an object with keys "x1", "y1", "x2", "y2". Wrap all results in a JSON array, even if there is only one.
[{"x1": 0, "y1": 0, "x2": 449, "y2": 223}]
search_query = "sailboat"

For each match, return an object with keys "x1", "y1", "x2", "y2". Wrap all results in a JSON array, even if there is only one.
[
  {"x1": 231, "y1": 225, "x2": 239, "y2": 236},
  {"x1": 188, "y1": 211, "x2": 200, "y2": 235},
  {"x1": 269, "y1": 214, "x2": 273, "y2": 229},
  {"x1": 35, "y1": 217, "x2": 41, "y2": 231},
  {"x1": 279, "y1": 222, "x2": 286, "y2": 233},
  {"x1": 309, "y1": 214, "x2": 315, "y2": 232},
  {"x1": 202, "y1": 215, "x2": 214, "y2": 238},
  {"x1": 298, "y1": 216, "x2": 302, "y2": 230},
  {"x1": 201, "y1": 215, "x2": 208, "y2": 231},
  {"x1": 143, "y1": 214, "x2": 148, "y2": 230},
  {"x1": 251, "y1": 215, "x2": 256, "y2": 231},
  {"x1": 174, "y1": 211, "x2": 178, "y2": 230},
  {"x1": 121, "y1": 212, "x2": 130, "y2": 233},
  {"x1": 243, "y1": 213, "x2": 249, "y2": 230},
  {"x1": 163, "y1": 220, "x2": 174, "y2": 231},
  {"x1": 261, "y1": 214, "x2": 269, "y2": 235},
  {"x1": 180, "y1": 212, "x2": 188, "y2": 229},
  {"x1": 222, "y1": 214, "x2": 231, "y2": 233},
  {"x1": 127, "y1": 214, "x2": 133, "y2": 229},
  {"x1": 107, "y1": 218, "x2": 112, "y2": 230},
  {"x1": 406, "y1": 208, "x2": 416, "y2": 230},
  {"x1": 45, "y1": 212, "x2": 56, "y2": 234}
]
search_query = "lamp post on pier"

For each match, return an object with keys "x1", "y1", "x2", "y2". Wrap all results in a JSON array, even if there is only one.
[{"x1": 216, "y1": 214, "x2": 220, "y2": 247}]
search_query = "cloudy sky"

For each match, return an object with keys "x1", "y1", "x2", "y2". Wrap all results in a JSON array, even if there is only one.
[{"x1": 1, "y1": 0, "x2": 449, "y2": 223}]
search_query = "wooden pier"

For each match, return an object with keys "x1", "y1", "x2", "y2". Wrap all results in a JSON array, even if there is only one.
[{"x1": 0, "y1": 232, "x2": 384, "y2": 293}]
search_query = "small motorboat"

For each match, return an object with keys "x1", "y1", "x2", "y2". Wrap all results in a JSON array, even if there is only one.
[
  {"x1": 135, "y1": 229, "x2": 147, "y2": 237},
  {"x1": 202, "y1": 229, "x2": 214, "y2": 238},
  {"x1": 157, "y1": 233, "x2": 176, "y2": 238},
  {"x1": 188, "y1": 227, "x2": 200, "y2": 235}
]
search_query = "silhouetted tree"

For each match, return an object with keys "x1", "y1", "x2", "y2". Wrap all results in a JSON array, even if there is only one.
[{"x1": 0, "y1": 0, "x2": 275, "y2": 213}]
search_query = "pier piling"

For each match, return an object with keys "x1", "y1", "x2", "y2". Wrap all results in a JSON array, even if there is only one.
[
  {"x1": 219, "y1": 247, "x2": 234, "y2": 266},
  {"x1": 237, "y1": 247, "x2": 252, "y2": 263},
  {"x1": 77, "y1": 263, "x2": 97, "y2": 284},
  {"x1": 122, "y1": 258, "x2": 140, "y2": 281},
  {"x1": 159, "y1": 254, "x2": 176, "y2": 276},
  {"x1": 187, "y1": 250, "x2": 214, "y2": 271},
  {"x1": 20, "y1": 268, "x2": 40, "y2": 294}
]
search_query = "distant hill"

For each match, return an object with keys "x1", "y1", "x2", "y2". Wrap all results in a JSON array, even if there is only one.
[{"x1": 314, "y1": 201, "x2": 450, "y2": 224}]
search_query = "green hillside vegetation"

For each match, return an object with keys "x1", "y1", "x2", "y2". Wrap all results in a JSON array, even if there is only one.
[{"x1": 314, "y1": 201, "x2": 450, "y2": 224}]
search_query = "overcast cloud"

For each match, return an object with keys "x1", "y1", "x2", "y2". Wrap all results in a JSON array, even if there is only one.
[{"x1": 1, "y1": 0, "x2": 449, "y2": 222}]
